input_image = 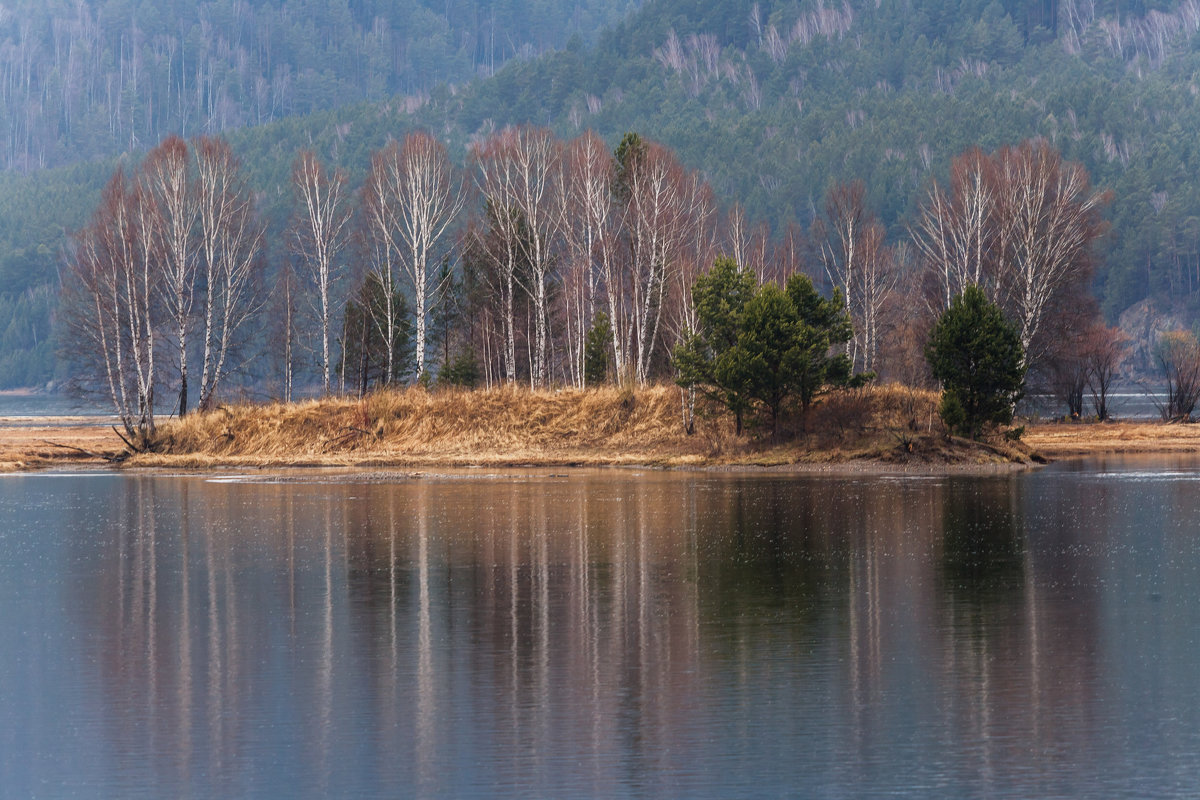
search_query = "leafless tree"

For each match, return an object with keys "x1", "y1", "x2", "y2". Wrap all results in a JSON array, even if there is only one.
[
  {"x1": 619, "y1": 139, "x2": 711, "y2": 383},
  {"x1": 1157, "y1": 330, "x2": 1200, "y2": 421},
  {"x1": 769, "y1": 222, "x2": 807, "y2": 282},
  {"x1": 290, "y1": 150, "x2": 352, "y2": 394},
  {"x1": 63, "y1": 169, "x2": 158, "y2": 441},
  {"x1": 668, "y1": 174, "x2": 718, "y2": 431},
  {"x1": 192, "y1": 136, "x2": 263, "y2": 410},
  {"x1": 471, "y1": 133, "x2": 525, "y2": 384},
  {"x1": 911, "y1": 140, "x2": 1109, "y2": 371},
  {"x1": 993, "y1": 140, "x2": 1110, "y2": 366},
  {"x1": 561, "y1": 131, "x2": 618, "y2": 387},
  {"x1": 726, "y1": 202, "x2": 770, "y2": 283},
  {"x1": 472, "y1": 127, "x2": 567, "y2": 387},
  {"x1": 361, "y1": 132, "x2": 463, "y2": 381},
  {"x1": 910, "y1": 147, "x2": 997, "y2": 311},
  {"x1": 1082, "y1": 323, "x2": 1128, "y2": 420},
  {"x1": 141, "y1": 134, "x2": 198, "y2": 415},
  {"x1": 818, "y1": 180, "x2": 896, "y2": 373},
  {"x1": 270, "y1": 257, "x2": 300, "y2": 404},
  {"x1": 1049, "y1": 333, "x2": 1090, "y2": 418},
  {"x1": 854, "y1": 222, "x2": 899, "y2": 374}
]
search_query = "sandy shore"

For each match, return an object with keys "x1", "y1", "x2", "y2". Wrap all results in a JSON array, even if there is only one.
[
  {"x1": 0, "y1": 418, "x2": 123, "y2": 471},
  {"x1": 1021, "y1": 420, "x2": 1200, "y2": 456}
]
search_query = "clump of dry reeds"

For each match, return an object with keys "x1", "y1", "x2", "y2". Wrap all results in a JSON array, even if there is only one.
[
  {"x1": 123, "y1": 381, "x2": 1039, "y2": 469},
  {"x1": 146, "y1": 383, "x2": 708, "y2": 467},
  {"x1": 805, "y1": 384, "x2": 940, "y2": 438}
]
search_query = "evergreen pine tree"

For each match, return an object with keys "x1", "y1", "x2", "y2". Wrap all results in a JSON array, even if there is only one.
[
  {"x1": 584, "y1": 312, "x2": 613, "y2": 386},
  {"x1": 925, "y1": 285, "x2": 1025, "y2": 439}
]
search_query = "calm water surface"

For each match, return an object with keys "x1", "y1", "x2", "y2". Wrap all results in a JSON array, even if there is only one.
[
  {"x1": 0, "y1": 394, "x2": 102, "y2": 417},
  {"x1": 3, "y1": 459, "x2": 1200, "y2": 798}
]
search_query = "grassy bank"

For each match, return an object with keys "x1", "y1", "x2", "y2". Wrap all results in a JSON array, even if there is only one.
[
  {"x1": 124, "y1": 383, "x2": 1037, "y2": 469},
  {"x1": 1, "y1": 383, "x2": 1048, "y2": 471},
  {"x1": 1022, "y1": 419, "x2": 1200, "y2": 455}
]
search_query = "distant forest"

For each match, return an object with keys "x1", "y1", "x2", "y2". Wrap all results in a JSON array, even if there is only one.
[
  {"x1": 0, "y1": 0, "x2": 638, "y2": 171},
  {"x1": 6, "y1": 0, "x2": 1200, "y2": 389}
]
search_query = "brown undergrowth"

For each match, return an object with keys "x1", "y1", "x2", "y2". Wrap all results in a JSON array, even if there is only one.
[
  {"x1": 138, "y1": 384, "x2": 697, "y2": 467},
  {"x1": 123, "y1": 382, "x2": 1036, "y2": 469}
]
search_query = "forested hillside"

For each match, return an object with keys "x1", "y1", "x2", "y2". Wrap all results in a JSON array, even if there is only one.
[
  {"x1": 0, "y1": 0, "x2": 638, "y2": 172},
  {"x1": 430, "y1": 0, "x2": 1200, "y2": 325},
  {"x1": 7, "y1": 0, "x2": 1200, "y2": 388}
]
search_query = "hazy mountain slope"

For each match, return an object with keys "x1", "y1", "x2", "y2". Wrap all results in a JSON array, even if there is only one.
[
  {"x1": 0, "y1": 0, "x2": 639, "y2": 172},
  {"x1": 423, "y1": 0, "x2": 1200, "y2": 324},
  {"x1": 6, "y1": 0, "x2": 1200, "y2": 388}
]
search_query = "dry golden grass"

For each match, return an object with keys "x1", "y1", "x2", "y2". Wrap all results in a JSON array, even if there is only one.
[
  {"x1": 125, "y1": 382, "x2": 1030, "y2": 470},
  {"x1": 1023, "y1": 419, "x2": 1200, "y2": 456},
  {"x1": 0, "y1": 383, "x2": 1098, "y2": 472},
  {"x1": 137, "y1": 384, "x2": 707, "y2": 468}
]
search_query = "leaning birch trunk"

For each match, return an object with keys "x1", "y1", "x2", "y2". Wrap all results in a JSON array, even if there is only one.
[{"x1": 66, "y1": 168, "x2": 159, "y2": 442}]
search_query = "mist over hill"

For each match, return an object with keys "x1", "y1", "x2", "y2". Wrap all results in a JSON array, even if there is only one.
[
  {"x1": 5, "y1": 0, "x2": 1200, "y2": 389},
  {"x1": 0, "y1": 0, "x2": 639, "y2": 171}
]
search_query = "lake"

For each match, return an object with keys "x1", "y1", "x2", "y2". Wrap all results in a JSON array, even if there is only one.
[
  {"x1": 0, "y1": 393, "x2": 108, "y2": 418},
  {"x1": 2, "y1": 460, "x2": 1199, "y2": 798}
]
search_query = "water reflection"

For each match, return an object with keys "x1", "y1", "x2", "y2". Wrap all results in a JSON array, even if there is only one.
[{"x1": 0, "y1": 466, "x2": 1189, "y2": 796}]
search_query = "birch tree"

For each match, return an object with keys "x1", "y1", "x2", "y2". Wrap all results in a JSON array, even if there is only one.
[
  {"x1": 726, "y1": 203, "x2": 770, "y2": 283},
  {"x1": 816, "y1": 181, "x2": 864, "y2": 371},
  {"x1": 290, "y1": 150, "x2": 352, "y2": 394},
  {"x1": 471, "y1": 134, "x2": 524, "y2": 383},
  {"x1": 193, "y1": 135, "x2": 263, "y2": 410},
  {"x1": 855, "y1": 223, "x2": 899, "y2": 374},
  {"x1": 992, "y1": 140, "x2": 1109, "y2": 366},
  {"x1": 562, "y1": 131, "x2": 617, "y2": 386},
  {"x1": 472, "y1": 127, "x2": 566, "y2": 386},
  {"x1": 914, "y1": 141, "x2": 1108, "y2": 370},
  {"x1": 501, "y1": 126, "x2": 564, "y2": 387},
  {"x1": 362, "y1": 133, "x2": 463, "y2": 381},
  {"x1": 141, "y1": 134, "x2": 198, "y2": 415},
  {"x1": 669, "y1": 172, "x2": 717, "y2": 430},
  {"x1": 63, "y1": 169, "x2": 158, "y2": 441},
  {"x1": 910, "y1": 147, "x2": 998, "y2": 311},
  {"x1": 619, "y1": 138, "x2": 710, "y2": 384}
]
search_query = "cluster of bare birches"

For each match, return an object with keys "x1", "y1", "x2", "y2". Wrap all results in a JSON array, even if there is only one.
[
  {"x1": 65, "y1": 128, "x2": 1125, "y2": 441},
  {"x1": 62, "y1": 135, "x2": 263, "y2": 445},
  {"x1": 908, "y1": 140, "x2": 1131, "y2": 419}
]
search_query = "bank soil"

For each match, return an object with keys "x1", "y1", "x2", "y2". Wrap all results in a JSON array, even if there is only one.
[
  {"x1": 0, "y1": 418, "x2": 124, "y2": 471},
  {"x1": 1, "y1": 384, "x2": 1054, "y2": 472},
  {"x1": 1022, "y1": 420, "x2": 1200, "y2": 456},
  {"x1": 23, "y1": 386, "x2": 1193, "y2": 472}
]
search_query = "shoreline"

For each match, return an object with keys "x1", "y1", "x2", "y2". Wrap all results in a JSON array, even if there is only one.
[
  {"x1": 5, "y1": 416, "x2": 1198, "y2": 476},
  {"x1": 2, "y1": 384, "x2": 1198, "y2": 475}
]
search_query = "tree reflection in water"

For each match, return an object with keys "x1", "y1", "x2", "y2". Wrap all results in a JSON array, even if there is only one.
[{"x1": 29, "y1": 467, "x2": 1183, "y2": 797}]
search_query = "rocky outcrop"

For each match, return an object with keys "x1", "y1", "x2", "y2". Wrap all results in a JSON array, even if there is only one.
[{"x1": 1118, "y1": 299, "x2": 1189, "y2": 376}]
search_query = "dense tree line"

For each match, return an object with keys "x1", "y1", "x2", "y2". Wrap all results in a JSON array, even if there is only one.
[
  {"x1": 64, "y1": 127, "x2": 1110, "y2": 439},
  {"x1": 436, "y1": 0, "x2": 1200, "y2": 326},
  {"x1": 0, "y1": 0, "x2": 638, "y2": 172},
  {"x1": 17, "y1": 0, "x2": 1200, "y2": 389}
]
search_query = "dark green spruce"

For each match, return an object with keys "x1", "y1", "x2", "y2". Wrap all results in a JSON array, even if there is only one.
[
  {"x1": 924, "y1": 286, "x2": 1026, "y2": 439},
  {"x1": 675, "y1": 257, "x2": 853, "y2": 434}
]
